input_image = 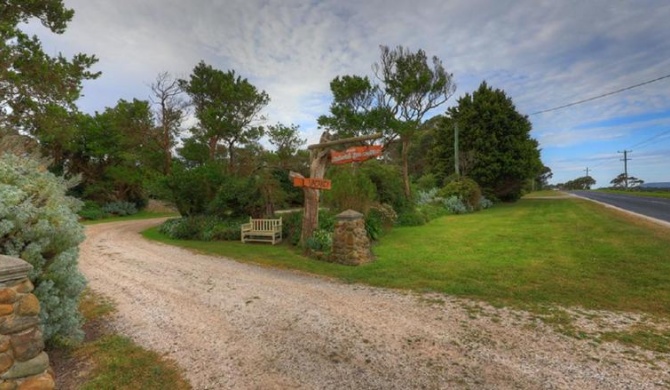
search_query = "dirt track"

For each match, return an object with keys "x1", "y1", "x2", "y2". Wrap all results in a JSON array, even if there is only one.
[{"x1": 79, "y1": 219, "x2": 669, "y2": 389}]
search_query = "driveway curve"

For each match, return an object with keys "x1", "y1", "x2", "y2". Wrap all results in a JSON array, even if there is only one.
[{"x1": 79, "y1": 219, "x2": 668, "y2": 389}]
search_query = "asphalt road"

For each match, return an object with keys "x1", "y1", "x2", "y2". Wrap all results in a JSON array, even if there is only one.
[{"x1": 571, "y1": 190, "x2": 670, "y2": 223}]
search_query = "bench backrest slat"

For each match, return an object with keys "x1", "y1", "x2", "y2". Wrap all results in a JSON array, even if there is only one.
[{"x1": 249, "y1": 218, "x2": 282, "y2": 231}]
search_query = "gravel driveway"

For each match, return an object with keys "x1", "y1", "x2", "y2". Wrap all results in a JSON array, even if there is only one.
[{"x1": 79, "y1": 219, "x2": 669, "y2": 389}]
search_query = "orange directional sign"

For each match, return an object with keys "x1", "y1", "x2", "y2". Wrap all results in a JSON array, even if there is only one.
[
  {"x1": 331, "y1": 145, "x2": 383, "y2": 165},
  {"x1": 293, "y1": 177, "x2": 332, "y2": 190}
]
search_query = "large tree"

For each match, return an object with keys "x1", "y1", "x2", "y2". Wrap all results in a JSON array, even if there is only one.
[
  {"x1": 563, "y1": 176, "x2": 596, "y2": 190},
  {"x1": 1, "y1": 0, "x2": 99, "y2": 141},
  {"x1": 150, "y1": 72, "x2": 187, "y2": 174},
  {"x1": 69, "y1": 99, "x2": 155, "y2": 204},
  {"x1": 319, "y1": 45, "x2": 456, "y2": 199},
  {"x1": 179, "y1": 61, "x2": 269, "y2": 170},
  {"x1": 433, "y1": 81, "x2": 542, "y2": 201},
  {"x1": 267, "y1": 123, "x2": 306, "y2": 170}
]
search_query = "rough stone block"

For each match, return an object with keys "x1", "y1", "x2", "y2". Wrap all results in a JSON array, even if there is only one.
[
  {"x1": 15, "y1": 297, "x2": 38, "y2": 317},
  {"x1": 0, "y1": 353, "x2": 48, "y2": 380},
  {"x1": 16, "y1": 372, "x2": 54, "y2": 390},
  {"x1": 0, "y1": 337, "x2": 10, "y2": 353},
  {"x1": 0, "y1": 352, "x2": 13, "y2": 374},
  {"x1": 0, "y1": 306, "x2": 13, "y2": 317},
  {"x1": 0, "y1": 316, "x2": 39, "y2": 335},
  {"x1": 0, "y1": 291, "x2": 16, "y2": 305},
  {"x1": 12, "y1": 282, "x2": 32, "y2": 295},
  {"x1": 11, "y1": 329, "x2": 43, "y2": 362},
  {"x1": 0, "y1": 379, "x2": 18, "y2": 390}
]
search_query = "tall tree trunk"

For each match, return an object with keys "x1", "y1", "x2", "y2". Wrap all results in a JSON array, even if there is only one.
[
  {"x1": 401, "y1": 136, "x2": 411, "y2": 200},
  {"x1": 228, "y1": 141, "x2": 236, "y2": 173},
  {"x1": 208, "y1": 137, "x2": 218, "y2": 160},
  {"x1": 163, "y1": 123, "x2": 172, "y2": 174},
  {"x1": 300, "y1": 149, "x2": 330, "y2": 246}
]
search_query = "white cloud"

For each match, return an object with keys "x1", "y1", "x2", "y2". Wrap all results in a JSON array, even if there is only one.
[{"x1": 20, "y1": 0, "x2": 670, "y2": 179}]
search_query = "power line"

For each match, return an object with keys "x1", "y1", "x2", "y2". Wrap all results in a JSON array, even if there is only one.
[
  {"x1": 628, "y1": 128, "x2": 670, "y2": 150},
  {"x1": 530, "y1": 73, "x2": 670, "y2": 116}
]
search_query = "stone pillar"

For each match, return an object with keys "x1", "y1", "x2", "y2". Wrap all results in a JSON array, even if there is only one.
[
  {"x1": 330, "y1": 210, "x2": 373, "y2": 266},
  {"x1": 0, "y1": 255, "x2": 54, "y2": 390}
]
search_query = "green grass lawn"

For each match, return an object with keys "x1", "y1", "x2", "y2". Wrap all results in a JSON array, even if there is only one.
[
  {"x1": 83, "y1": 211, "x2": 179, "y2": 225},
  {"x1": 522, "y1": 190, "x2": 570, "y2": 198},
  {"x1": 143, "y1": 198, "x2": 670, "y2": 319},
  {"x1": 596, "y1": 188, "x2": 670, "y2": 199}
]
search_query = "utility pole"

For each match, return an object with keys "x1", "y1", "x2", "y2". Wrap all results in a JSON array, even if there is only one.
[
  {"x1": 618, "y1": 150, "x2": 632, "y2": 188},
  {"x1": 584, "y1": 167, "x2": 590, "y2": 177},
  {"x1": 454, "y1": 122, "x2": 460, "y2": 177}
]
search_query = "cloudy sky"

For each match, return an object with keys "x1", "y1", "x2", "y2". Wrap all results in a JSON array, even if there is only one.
[{"x1": 26, "y1": 0, "x2": 670, "y2": 187}]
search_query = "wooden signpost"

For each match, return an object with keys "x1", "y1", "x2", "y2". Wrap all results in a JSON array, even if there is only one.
[
  {"x1": 330, "y1": 145, "x2": 383, "y2": 165},
  {"x1": 292, "y1": 177, "x2": 332, "y2": 190},
  {"x1": 292, "y1": 132, "x2": 383, "y2": 245}
]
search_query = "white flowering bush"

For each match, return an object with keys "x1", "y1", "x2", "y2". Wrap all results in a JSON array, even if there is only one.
[{"x1": 0, "y1": 154, "x2": 86, "y2": 344}]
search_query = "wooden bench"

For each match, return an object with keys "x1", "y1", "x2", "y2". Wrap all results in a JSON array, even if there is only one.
[{"x1": 241, "y1": 217, "x2": 282, "y2": 245}]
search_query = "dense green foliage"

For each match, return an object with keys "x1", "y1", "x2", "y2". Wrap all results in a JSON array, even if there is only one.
[
  {"x1": 322, "y1": 166, "x2": 377, "y2": 214},
  {"x1": 431, "y1": 82, "x2": 542, "y2": 201},
  {"x1": 438, "y1": 177, "x2": 482, "y2": 210},
  {"x1": 319, "y1": 46, "x2": 456, "y2": 200},
  {"x1": 179, "y1": 61, "x2": 269, "y2": 167},
  {"x1": 0, "y1": 154, "x2": 86, "y2": 343},
  {"x1": 559, "y1": 176, "x2": 596, "y2": 190},
  {"x1": 0, "y1": 0, "x2": 99, "y2": 143}
]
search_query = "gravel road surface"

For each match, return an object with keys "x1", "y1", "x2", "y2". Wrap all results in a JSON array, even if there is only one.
[{"x1": 79, "y1": 219, "x2": 669, "y2": 389}]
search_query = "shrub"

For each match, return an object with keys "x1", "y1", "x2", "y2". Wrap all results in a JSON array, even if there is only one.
[
  {"x1": 79, "y1": 201, "x2": 107, "y2": 220},
  {"x1": 397, "y1": 209, "x2": 426, "y2": 226},
  {"x1": 101, "y1": 201, "x2": 138, "y2": 216},
  {"x1": 281, "y1": 211, "x2": 303, "y2": 246},
  {"x1": 364, "y1": 210, "x2": 383, "y2": 241},
  {"x1": 164, "y1": 162, "x2": 226, "y2": 216},
  {"x1": 418, "y1": 203, "x2": 448, "y2": 221},
  {"x1": 0, "y1": 153, "x2": 86, "y2": 344},
  {"x1": 360, "y1": 161, "x2": 411, "y2": 213},
  {"x1": 443, "y1": 196, "x2": 470, "y2": 214},
  {"x1": 158, "y1": 218, "x2": 182, "y2": 237},
  {"x1": 305, "y1": 229, "x2": 332, "y2": 253},
  {"x1": 438, "y1": 177, "x2": 482, "y2": 210},
  {"x1": 318, "y1": 209, "x2": 337, "y2": 231},
  {"x1": 323, "y1": 166, "x2": 377, "y2": 214},
  {"x1": 415, "y1": 174, "x2": 438, "y2": 192},
  {"x1": 159, "y1": 217, "x2": 245, "y2": 241},
  {"x1": 479, "y1": 196, "x2": 494, "y2": 210},
  {"x1": 202, "y1": 219, "x2": 244, "y2": 241},
  {"x1": 416, "y1": 188, "x2": 441, "y2": 206},
  {"x1": 160, "y1": 216, "x2": 217, "y2": 240}
]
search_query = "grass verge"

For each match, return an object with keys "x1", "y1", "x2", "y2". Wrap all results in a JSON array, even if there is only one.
[
  {"x1": 82, "y1": 211, "x2": 179, "y2": 225},
  {"x1": 50, "y1": 289, "x2": 191, "y2": 389},
  {"x1": 596, "y1": 189, "x2": 670, "y2": 199},
  {"x1": 522, "y1": 190, "x2": 571, "y2": 198}
]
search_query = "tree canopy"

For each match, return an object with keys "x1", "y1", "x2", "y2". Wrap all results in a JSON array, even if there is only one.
[
  {"x1": 432, "y1": 81, "x2": 542, "y2": 201},
  {"x1": 319, "y1": 45, "x2": 456, "y2": 199},
  {"x1": 561, "y1": 176, "x2": 596, "y2": 190},
  {"x1": 179, "y1": 61, "x2": 269, "y2": 170},
  {"x1": 0, "y1": 0, "x2": 99, "y2": 139}
]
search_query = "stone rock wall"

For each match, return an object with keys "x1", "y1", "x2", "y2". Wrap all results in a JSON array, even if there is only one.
[
  {"x1": 330, "y1": 210, "x2": 373, "y2": 266},
  {"x1": 0, "y1": 256, "x2": 54, "y2": 390}
]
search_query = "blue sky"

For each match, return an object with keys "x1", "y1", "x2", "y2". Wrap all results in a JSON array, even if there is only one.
[{"x1": 25, "y1": 0, "x2": 670, "y2": 187}]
